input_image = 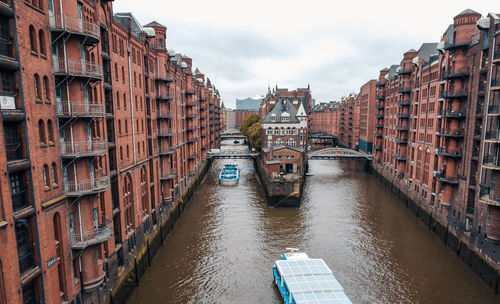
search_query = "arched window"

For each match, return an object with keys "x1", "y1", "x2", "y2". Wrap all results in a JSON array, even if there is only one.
[
  {"x1": 43, "y1": 164, "x2": 49, "y2": 187},
  {"x1": 43, "y1": 76, "x2": 50, "y2": 101},
  {"x1": 124, "y1": 173, "x2": 134, "y2": 231},
  {"x1": 114, "y1": 63, "x2": 118, "y2": 80},
  {"x1": 51, "y1": 162, "x2": 58, "y2": 185},
  {"x1": 121, "y1": 66, "x2": 125, "y2": 83},
  {"x1": 141, "y1": 167, "x2": 148, "y2": 216},
  {"x1": 124, "y1": 119, "x2": 128, "y2": 134},
  {"x1": 38, "y1": 30, "x2": 46, "y2": 56},
  {"x1": 126, "y1": 145, "x2": 130, "y2": 159},
  {"x1": 29, "y1": 25, "x2": 37, "y2": 52},
  {"x1": 120, "y1": 146, "x2": 123, "y2": 161},
  {"x1": 34, "y1": 74, "x2": 41, "y2": 100},
  {"x1": 123, "y1": 93, "x2": 127, "y2": 109},
  {"x1": 38, "y1": 120, "x2": 46, "y2": 145},
  {"x1": 47, "y1": 120, "x2": 54, "y2": 144},
  {"x1": 118, "y1": 119, "x2": 122, "y2": 134}
]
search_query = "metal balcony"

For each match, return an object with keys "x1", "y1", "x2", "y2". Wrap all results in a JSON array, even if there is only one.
[
  {"x1": 0, "y1": 0, "x2": 14, "y2": 17},
  {"x1": 156, "y1": 92, "x2": 173, "y2": 101},
  {"x1": 397, "y1": 113, "x2": 409, "y2": 119},
  {"x1": 376, "y1": 80, "x2": 385, "y2": 87},
  {"x1": 487, "y1": 104, "x2": 500, "y2": 115},
  {"x1": 437, "y1": 175, "x2": 459, "y2": 185},
  {"x1": 442, "y1": 90, "x2": 467, "y2": 99},
  {"x1": 376, "y1": 105, "x2": 384, "y2": 110},
  {"x1": 376, "y1": 114, "x2": 384, "y2": 119},
  {"x1": 64, "y1": 175, "x2": 110, "y2": 197},
  {"x1": 185, "y1": 89, "x2": 195, "y2": 95},
  {"x1": 158, "y1": 128, "x2": 175, "y2": 137},
  {"x1": 479, "y1": 191, "x2": 500, "y2": 207},
  {"x1": 484, "y1": 131, "x2": 500, "y2": 143},
  {"x1": 70, "y1": 218, "x2": 113, "y2": 249},
  {"x1": 437, "y1": 146, "x2": 462, "y2": 158},
  {"x1": 159, "y1": 146, "x2": 175, "y2": 155},
  {"x1": 375, "y1": 124, "x2": 384, "y2": 128},
  {"x1": 157, "y1": 110, "x2": 173, "y2": 119},
  {"x1": 394, "y1": 154, "x2": 406, "y2": 161},
  {"x1": 395, "y1": 138, "x2": 408, "y2": 144},
  {"x1": 398, "y1": 87, "x2": 411, "y2": 94},
  {"x1": 53, "y1": 59, "x2": 103, "y2": 80},
  {"x1": 160, "y1": 169, "x2": 177, "y2": 181},
  {"x1": 49, "y1": 13, "x2": 99, "y2": 44},
  {"x1": 490, "y1": 79, "x2": 500, "y2": 91},
  {"x1": 436, "y1": 128, "x2": 464, "y2": 138},
  {"x1": 375, "y1": 133, "x2": 383, "y2": 138},
  {"x1": 399, "y1": 68, "x2": 412, "y2": 75},
  {"x1": 56, "y1": 102, "x2": 105, "y2": 118},
  {"x1": 0, "y1": 37, "x2": 19, "y2": 71},
  {"x1": 493, "y1": 52, "x2": 500, "y2": 65},
  {"x1": 186, "y1": 101, "x2": 196, "y2": 107},
  {"x1": 442, "y1": 70, "x2": 470, "y2": 79},
  {"x1": 155, "y1": 72, "x2": 173, "y2": 82},
  {"x1": 397, "y1": 100, "x2": 411, "y2": 106},
  {"x1": 376, "y1": 95, "x2": 385, "y2": 100},
  {"x1": 396, "y1": 125, "x2": 409, "y2": 131},
  {"x1": 374, "y1": 145, "x2": 383, "y2": 150},
  {"x1": 483, "y1": 156, "x2": 500, "y2": 171},
  {"x1": 440, "y1": 108, "x2": 466, "y2": 119},
  {"x1": 60, "y1": 140, "x2": 107, "y2": 158}
]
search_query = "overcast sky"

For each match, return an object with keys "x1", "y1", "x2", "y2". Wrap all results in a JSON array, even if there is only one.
[{"x1": 114, "y1": 1, "x2": 497, "y2": 108}]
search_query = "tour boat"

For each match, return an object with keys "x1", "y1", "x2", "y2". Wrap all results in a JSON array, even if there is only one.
[
  {"x1": 273, "y1": 249, "x2": 352, "y2": 304},
  {"x1": 219, "y1": 164, "x2": 240, "y2": 185}
]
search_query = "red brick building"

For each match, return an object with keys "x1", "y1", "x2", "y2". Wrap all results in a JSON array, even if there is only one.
[
  {"x1": 234, "y1": 109, "x2": 258, "y2": 129},
  {"x1": 0, "y1": 1, "x2": 222, "y2": 303},
  {"x1": 310, "y1": 101, "x2": 339, "y2": 136}
]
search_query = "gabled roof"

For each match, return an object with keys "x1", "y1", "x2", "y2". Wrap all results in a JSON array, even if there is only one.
[
  {"x1": 145, "y1": 21, "x2": 165, "y2": 28},
  {"x1": 262, "y1": 100, "x2": 299, "y2": 123},
  {"x1": 418, "y1": 43, "x2": 439, "y2": 64},
  {"x1": 456, "y1": 9, "x2": 481, "y2": 17},
  {"x1": 271, "y1": 145, "x2": 305, "y2": 153},
  {"x1": 114, "y1": 13, "x2": 144, "y2": 38}
]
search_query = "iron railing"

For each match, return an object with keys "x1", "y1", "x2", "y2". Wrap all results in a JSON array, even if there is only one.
[
  {"x1": 70, "y1": 217, "x2": 113, "y2": 249},
  {"x1": 49, "y1": 13, "x2": 100, "y2": 39},
  {"x1": 56, "y1": 101, "x2": 105, "y2": 117},
  {"x1": 53, "y1": 58, "x2": 103, "y2": 79}
]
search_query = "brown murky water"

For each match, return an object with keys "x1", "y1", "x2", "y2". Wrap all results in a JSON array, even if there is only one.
[{"x1": 127, "y1": 145, "x2": 499, "y2": 304}]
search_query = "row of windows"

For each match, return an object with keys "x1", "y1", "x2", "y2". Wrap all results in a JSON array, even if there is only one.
[
  {"x1": 42, "y1": 162, "x2": 59, "y2": 190},
  {"x1": 117, "y1": 118, "x2": 146, "y2": 135},
  {"x1": 29, "y1": 25, "x2": 47, "y2": 57},
  {"x1": 38, "y1": 119, "x2": 55, "y2": 147},
  {"x1": 33, "y1": 74, "x2": 51, "y2": 102}
]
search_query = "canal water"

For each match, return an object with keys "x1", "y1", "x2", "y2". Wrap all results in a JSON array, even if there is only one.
[{"x1": 127, "y1": 143, "x2": 499, "y2": 304}]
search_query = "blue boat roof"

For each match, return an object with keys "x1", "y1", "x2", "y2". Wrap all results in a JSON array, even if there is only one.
[{"x1": 275, "y1": 259, "x2": 352, "y2": 304}]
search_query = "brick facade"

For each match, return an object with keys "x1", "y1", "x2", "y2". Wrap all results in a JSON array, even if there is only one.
[{"x1": 0, "y1": 1, "x2": 222, "y2": 303}]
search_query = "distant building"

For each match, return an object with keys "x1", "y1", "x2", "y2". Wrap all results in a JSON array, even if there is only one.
[
  {"x1": 226, "y1": 109, "x2": 236, "y2": 129},
  {"x1": 234, "y1": 110, "x2": 258, "y2": 128},
  {"x1": 236, "y1": 97, "x2": 261, "y2": 111}
]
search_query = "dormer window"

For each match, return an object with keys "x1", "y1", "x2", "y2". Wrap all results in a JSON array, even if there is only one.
[
  {"x1": 281, "y1": 116, "x2": 290, "y2": 122},
  {"x1": 271, "y1": 114, "x2": 276, "y2": 122}
]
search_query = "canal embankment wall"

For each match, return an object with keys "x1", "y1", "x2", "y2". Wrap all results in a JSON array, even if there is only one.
[
  {"x1": 105, "y1": 160, "x2": 211, "y2": 304},
  {"x1": 370, "y1": 163, "x2": 500, "y2": 295}
]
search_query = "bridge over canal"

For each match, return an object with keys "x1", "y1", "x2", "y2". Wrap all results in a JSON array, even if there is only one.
[{"x1": 308, "y1": 147, "x2": 372, "y2": 160}]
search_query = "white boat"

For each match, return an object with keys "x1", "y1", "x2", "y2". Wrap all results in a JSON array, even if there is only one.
[{"x1": 219, "y1": 164, "x2": 239, "y2": 185}]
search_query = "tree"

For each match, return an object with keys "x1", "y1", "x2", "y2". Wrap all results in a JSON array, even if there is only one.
[
  {"x1": 240, "y1": 114, "x2": 261, "y2": 136},
  {"x1": 247, "y1": 122, "x2": 261, "y2": 151}
]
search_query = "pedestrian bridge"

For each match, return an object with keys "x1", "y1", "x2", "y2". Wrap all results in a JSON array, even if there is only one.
[
  {"x1": 308, "y1": 148, "x2": 372, "y2": 160},
  {"x1": 207, "y1": 149, "x2": 258, "y2": 159}
]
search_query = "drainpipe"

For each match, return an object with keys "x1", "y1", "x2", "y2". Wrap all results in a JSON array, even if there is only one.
[
  {"x1": 479, "y1": 34, "x2": 496, "y2": 186},
  {"x1": 126, "y1": 33, "x2": 137, "y2": 164}
]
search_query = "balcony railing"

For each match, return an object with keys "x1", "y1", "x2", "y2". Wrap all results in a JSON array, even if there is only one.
[
  {"x1": 396, "y1": 112, "x2": 409, "y2": 119},
  {"x1": 491, "y1": 79, "x2": 500, "y2": 90},
  {"x1": 398, "y1": 87, "x2": 411, "y2": 94},
  {"x1": 70, "y1": 218, "x2": 113, "y2": 249},
  {"x1": 442, "y1": 70, "x2": 470, "y2": 79},
  {"x1": 399, "y1": 68, "x2": 413, "y2": 74},
  {"x1": 0, "y1": 36, "x2": 14, "y2": 58},
  {"x1": 157, "y1": 110, "x2": 173, "y2": 118},
  {"x1": 442, "y1": 89, "x2": 468, "y2": 99},
  {"x1": 375, "y1": 124, "x2": 384, "y2": 128},
  {"x1": 493, "y1": 52, "x2": 500, "y2": 64},
  {"x1": 56, "y1": 102, "x2": 105, "y2": 117},
  {"x1": 53, "y1": 59, "x2": 103, "y2": 79},
  {"x1": 160, "y1": 169, "x2": 177, "y2": 180},
  {"x1": 376, "y1": 94, "x2": 385, "y2": 100},
  {"x1": 155, "y1": 72, "x2": 173, "y2": 82},
  {"x1": 437, "y1": 174, "x2": 459, "y2": 185},
  {"x1": 440, "y1": 108, "x2": 466, "y2": 119},
  {"x1": 487, "y1": 104, "x2": 500, "y2": 115},
  {"x1": 11, "y1": 190, "x2": 29, "y2": 211},
  {"x1": 49, "y1": 13, "x2": 100, "y2": 41},
  {"x1": 375, "y1": 105, "x2": 384, "y2": 110},
  {"x1": 396, "y1": 125, "x2": 409, "y2": 131},
  {"x1": 156, "y1": 92, "x2": 173, "y2": 101},
  {"x1": 395, "y1": 138, "x2": 408, "y2": 144},
  {"x1": 159, "y1": 146, "x2": 175, "y2": 155},
  {"x1": 376, "y1": 80, "x2": 385, "y2": 87},
  {"x1": 374, "y1": 145, "x2": 383, "y2": 150},
  {"x1": 479, "y1": 188, "x2": 500, "y2": 206},
  {"x1": 64, "y1": 175, "x2": 110, "y2": 197},
  {"x1": 484, "y1": 131, "x2": 500, "y2": 142},
  {"x1": 6, "y1": 141, "x2": 24, "y2": 162},
  {"x1": 185, "y1": 89, "x2": 195, "y2": 95},
  {"x1": 186, "y1": 101, "x2": 196, "y2": 107},
  {"x1": 158, "y1": 128, "x2": 175, "y2": 137},
  {"x1": 18, "y1": 244, "x2": 36, "y2": 275},
  {"x1": 60, "y1": 140, "x2": 107, "y2": 157},
  {"x1": 437, "y1": 128, "x2": 464, "y2": 138},
  {"x1": 483, "y1": 156, "x2": 500, "y2": 170},
  {"x1": 394, "y1": 153, "x2": 406, "y2": 161},
  {"x1": 437, "y1": 146, "x2": 462, "y2": 158}
]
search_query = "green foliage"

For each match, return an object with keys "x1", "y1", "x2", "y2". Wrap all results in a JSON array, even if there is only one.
[
  {"x1": 240, "y1": 114, "x2": 261, "y2": 151},
  {"x1": 239, "y1": 114, "x2": 261, "y2": 136},
  {"x1": 246, "y1": 122, "x2": 261, "y2": 151}
]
